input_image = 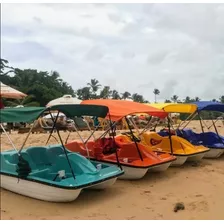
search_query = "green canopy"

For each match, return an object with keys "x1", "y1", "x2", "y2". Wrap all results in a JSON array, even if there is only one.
[
  {"x1": 0, "y1": 104, "x2": 109, "y2": 123},
  {"x1": 0, "y1": 107, "x2": 46, "y2": 123},
  {"x1": 50, "y1": 104, "x2": 109, "y2": 118}
]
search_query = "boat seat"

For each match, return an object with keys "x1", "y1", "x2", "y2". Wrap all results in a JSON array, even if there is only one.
[
  {"x1": 49, "y1": 154, "x2": 83, "y2": 175},
  {"x1": 6, "y1": 153, "x2": 19, "y2": 164},
  {"x1": 46, "y1": 145, "x2": 65, "y2": 164},
  {"x1": 25, "y1": 147, "x2": 51, "y2": 168}
]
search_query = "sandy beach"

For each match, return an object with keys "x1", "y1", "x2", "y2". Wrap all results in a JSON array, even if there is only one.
[{"x1": 1, "y1": 120, "x2": 224, "y2": 220}]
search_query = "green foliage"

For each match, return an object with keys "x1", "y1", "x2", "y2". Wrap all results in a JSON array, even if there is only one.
[
  {"x1": 0, "y1": 58, "x2": 15, "y2": 76},
  {"x1": 153, "y1": 88, "x2": 160, "y2": 103},
  {"x1": 0, "y1": 66, "x2": 75, "y2": 106},
  {"x1": 220, "y1": 96, "x2": 224, "y2": 103},
  {"x1": 132, "y1": 93, "x2": 144, "y2": 103},
  {"x1": 121, "y1": 91, "x2": 131, "y2": 99}
]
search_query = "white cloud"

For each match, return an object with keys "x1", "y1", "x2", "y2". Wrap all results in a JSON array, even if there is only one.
[{"x1": 1, "y1": 3, "x2": 224, "y2": 102}]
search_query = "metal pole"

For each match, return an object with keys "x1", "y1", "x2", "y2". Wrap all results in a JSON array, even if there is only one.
[
  {"x1": 45, "y1": 111, "x2": 59, "y2": 145},
  {"x1": 125, "y1": 116, "x2": 143, "y2": 161},
  {"x1": 181, "y1": 112, "x2": 197, "y2": 130},
  {"x1": 108, "y1": 113, "x2": 122, "y2": 170},
  {"x1": 19, "y1": 119, "x2": 38, "y2": 154},
  {"x1": 198, "y1": 111, "x2": 204, "y2": 133},
  {"x1": 167, "y1": 117, "x2": 174, "y2": 155},
  {"x1": 55, "y1": 128, "x2": 76, "y2": 180},
  {"x1": 72, "y1": 121, "x2": 90, "y2": 159},
  {"x1": 0, "y1": 124, "x2": 18, "y2": 152}
]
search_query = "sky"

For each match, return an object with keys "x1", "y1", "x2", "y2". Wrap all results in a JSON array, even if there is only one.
[{"x1": 1, "y1": 3, "x2": 224, "y2": 102}]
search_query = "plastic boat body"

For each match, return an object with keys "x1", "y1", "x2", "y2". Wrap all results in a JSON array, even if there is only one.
[
  {"x1": 176, "y1": 129, "x2": 224, "y2": 159},
  {"x1": 65, "y1": 135, "x2": 176, "y2": 180},
  {"x1": 143, "y1": 131, "x2": 210, "y2": 166},
  {"x1": 0, "y1": 145, "x2": 124, "y2": 202}
]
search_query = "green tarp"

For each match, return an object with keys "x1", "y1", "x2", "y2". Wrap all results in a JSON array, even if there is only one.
[{"x1": 0, "y1": 104, "x2": 109, "y2": 123}]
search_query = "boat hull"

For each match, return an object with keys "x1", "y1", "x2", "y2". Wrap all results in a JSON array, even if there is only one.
[
  {"x1": 117, "y1": 165, "x2": 148, "y2": 180},
  {"x1": 87, "y1": 177, "x2": 118, "y2": 189},
  {"x1": 0, "y1": 174, "x2": 81, "y2": 202},
  {"x1": 187, "y1": 152, "x2": 206, "y2": 162},
  {"x1": 148, "y1": 161, "x2": 172, "y2": 172},
  {"x1": 170, "y1": 156, "x2": 188, "y2": 166},
  {"x1": 203, "y1": 148, "x2": 224, "y2": 159}
]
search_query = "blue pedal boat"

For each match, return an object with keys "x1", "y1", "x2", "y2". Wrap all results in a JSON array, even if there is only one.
[{"x1": 177, "y1": 101, "x2": 224, "y2": 158}]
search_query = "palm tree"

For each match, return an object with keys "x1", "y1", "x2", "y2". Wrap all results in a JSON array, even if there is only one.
[
  {"x1": 132, "y1": 93, "x2": 144, "y2": 103},
  {"x1": 184, "y1": 96, "x2": 191, "y2": 103},
  {"x1": 171, "y1": 95, "x2": 179, "y2": 103},
  {"x1": 0, "y1": 58, "x2": 15, "y2": 76},
  {"x1": 121, "y1": 91, "x2": 131, "y2": 99},
  {"x1": 87, "y1": 79, "x2": 101, "y2": 98},
  {"x1": 99, "y1": 86, "x2": 112, "y2": 99},
  {"x1": 153, "y1": 88, "x2": 160, "y2": 103},
  {"x1": 111, "y1": 90, "x2": 120, "y2": 99},
  {"x1": 194, "y1": 97, "x2": 200, "y2": 102},
  {"x1": 76, "y1": 87, "x2": 91, "y2": 100}
]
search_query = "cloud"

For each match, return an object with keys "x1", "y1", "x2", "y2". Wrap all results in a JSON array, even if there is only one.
[{"x1": 1, "y1": 3, "x2": 224, "y2": 102}]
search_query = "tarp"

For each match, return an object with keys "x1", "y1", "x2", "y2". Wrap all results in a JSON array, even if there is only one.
[
  {"x1": 0, "y1": 104, "x2": 109, "y2": 123},
  {"x1": 148, "y1": 103, "x2": 197, "y2": 114},
  {"x1": 81, "y1": 99, "x2": 167, "y2": 121},
  {"x1": 193, "y1": 101, "x2": 224, "y2": 113}
]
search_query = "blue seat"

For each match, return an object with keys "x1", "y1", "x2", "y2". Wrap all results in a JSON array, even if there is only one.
[{"x1": 180, "y1": 129, "x2": 224, "y2": 148}]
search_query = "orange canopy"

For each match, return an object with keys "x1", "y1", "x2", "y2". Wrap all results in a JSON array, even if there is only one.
[{"x1": 81, "y1": 99, "x2": 168, "y2": 121}]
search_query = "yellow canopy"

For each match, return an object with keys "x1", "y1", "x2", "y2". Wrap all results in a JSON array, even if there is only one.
[{"x1": 146, "y1": 103, "x2": 197, "y2": 114}]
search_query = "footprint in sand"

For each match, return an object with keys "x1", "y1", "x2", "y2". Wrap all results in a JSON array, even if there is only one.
[{"x1": 188, "y1": 200, "x2": 209, "y2": 212}]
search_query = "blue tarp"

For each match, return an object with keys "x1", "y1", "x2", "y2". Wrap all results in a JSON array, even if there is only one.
[{"x1": 193, "y1": 101, "x2": 224, "y2": 113}]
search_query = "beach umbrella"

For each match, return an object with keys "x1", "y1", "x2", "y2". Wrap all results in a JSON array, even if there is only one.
[
  {"x1": 0, "y1": 82, "x2": 27, "y2": 99},
  {"x1": 46, "y1": 94, "x2": 81, "y2": 107},
  {"x1": 43, "y1": 112, "x2": 66, "y2": 119}
]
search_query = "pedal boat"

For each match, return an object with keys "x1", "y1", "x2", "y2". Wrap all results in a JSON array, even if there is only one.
[
  {"x1": 0, "y1": 105, "x2": 124, "y2": 202},
  {"x1": 65, "y1": 99, "x2": 176, "y2": 180}
]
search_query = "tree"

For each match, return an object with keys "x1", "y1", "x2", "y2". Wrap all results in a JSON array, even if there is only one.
[
  {"x1": 171, "y1": 95, "x2": 179, "y2": 103},
  {"x1": 194, "y1": 97, "x2": 200, "y2": 102},
  {"x1": 100, "y1": 86, "x2": 112, "y2": 99},
  {"x1": 0, "y1": 58, "x2": 15, "y2": 76},
  {"x1": 121, "y1": 91, "x2": 131, "y2": 99},
  {"x1": 184, "y1": 96, "x2": 191, "y2": 103},
  {"x1": 219, "y1": 96, "x2": 224, "y2": 103},
  {"x1": 132, "y1": 93, "x2": 144, "y2": 103},
  {"x1": 153, "y1": 88, "x2": 160, "y2": 103},
  {"x1": 1, "y1": 67, "x2": 75, "y2": 106},
  {"x1": 164, "y1": 99, "x2": 172, "y2": 103},
  {"x1": 111, "y1": 90, "x2": 120, "y2": 99},
  {"x1": 87, "y1": 78, "x2": 101, "y2": 98},
  {"x1": 4, "y1": 95, "x2": 40, "y2": 107},
  {"x1": 76, "y1": 87, "x2": 91, "y2": 100}
]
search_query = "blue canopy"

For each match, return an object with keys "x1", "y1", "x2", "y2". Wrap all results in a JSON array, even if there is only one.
[{"x1": 193, "y1": 101, "x2": 224, "y2": 113}]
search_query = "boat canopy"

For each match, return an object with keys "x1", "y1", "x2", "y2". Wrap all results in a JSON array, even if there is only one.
[
  {"x1": 192, "y1": 101, "x2": 224, "y2": 113},
  {"x1": 148, "y1": 103, "x2": 197, "y2": 114},
  {"x1": 0, "y1": 104, "x2": 109, "y2": 123},
  {"x1": 81, "y1": 99, "x2": 167, "y2": 121}
]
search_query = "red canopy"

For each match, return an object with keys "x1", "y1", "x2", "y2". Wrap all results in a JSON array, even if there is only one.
[{"x1": 81, "y1": 99, "x2": 168, "y2": 121}]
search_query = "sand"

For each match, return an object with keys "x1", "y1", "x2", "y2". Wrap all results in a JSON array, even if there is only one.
[{"x1": 0, "y1": 120, "x2": 224, "y2": 220}]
